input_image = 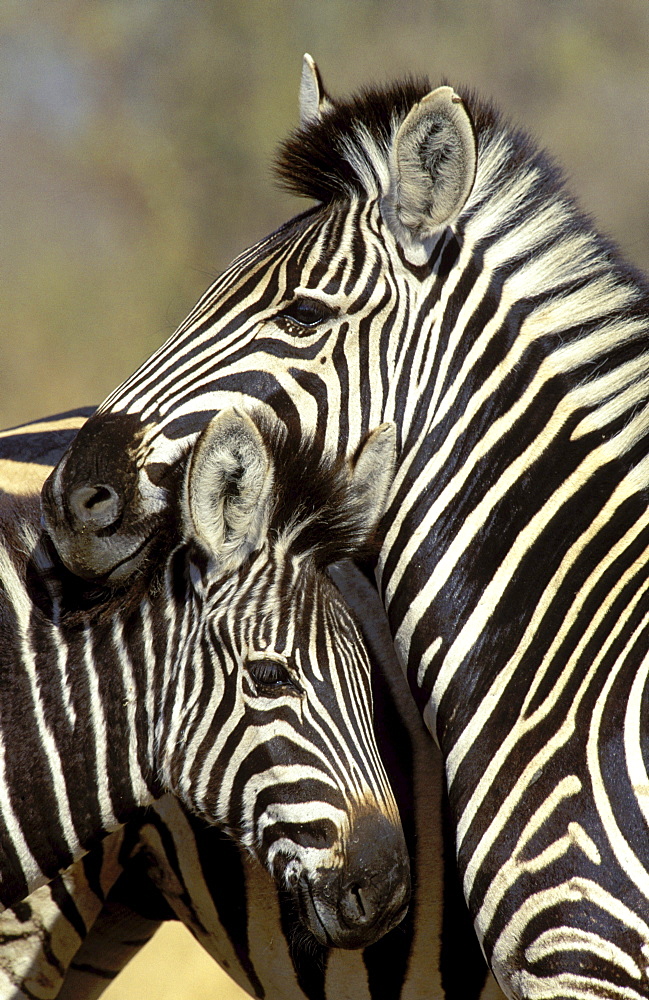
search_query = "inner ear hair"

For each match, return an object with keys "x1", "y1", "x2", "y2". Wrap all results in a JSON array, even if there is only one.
[
  {"x1": 184, "y1": 409, "x2": 273, "y2": 571},
  {"x1": 387, "y1": 86, "x2": 477, "y2": 247}
]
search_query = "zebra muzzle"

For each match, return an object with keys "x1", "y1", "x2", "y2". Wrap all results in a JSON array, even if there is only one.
[
  {"x1": 295, "y1": 813, "x2": 411, "y2": 949},
  {"x1": 41, "y1": 412, "x2": 167, "y2": 581}
]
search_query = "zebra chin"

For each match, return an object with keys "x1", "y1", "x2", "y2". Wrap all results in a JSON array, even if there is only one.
[{"x1": 273, "y1": 813, "x2": 411, "y2": 950}]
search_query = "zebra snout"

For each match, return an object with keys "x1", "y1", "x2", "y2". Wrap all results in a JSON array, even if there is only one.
[
  {"x1": 297, "y1": 812, "x2": 411, "y2": 949},
  {"x1": 41, "y1": 410, "x2": 156, "y2": 581},
  {"x1": 337, "y1": 867, "x2": 410, "y2": 945},
  {"x1": 339, "y1": 812, "x2": 410, "y2": 944},
  {"x1": 41, "y1": 472, "x2": 147, "y2": 581}
]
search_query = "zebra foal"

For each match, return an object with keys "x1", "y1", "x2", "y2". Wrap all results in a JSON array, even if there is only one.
[
  {"x1": 0, "y1": 411, "x2": 502, "y2": 1000},
  {"x1": 0, "y1": 406, "x2": 409, "y2": 952}
]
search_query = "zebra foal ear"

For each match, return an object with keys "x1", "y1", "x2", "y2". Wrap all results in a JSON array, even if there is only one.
[
  {"x1": 183, "y1": 409, "x2": 274, "y2": 573},
  {"x1": 386, "y1": 86, "x2": 477, "y2": 252},
  {"x1": 350, "y1": 422, "x2": 397, "y2": 534}
]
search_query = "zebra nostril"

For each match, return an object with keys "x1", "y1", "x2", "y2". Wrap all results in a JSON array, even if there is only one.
[
  {"x1": 341, "y1": 881, "x2": 370, "y2": 924},
  {"x1": 69, "y1": 484, "x2": 122, "y2": 530},
  {"x1": 292, "y1": 821, "x2": 335, "y2": 849},
  {"x1": 351, "y1": 884, "x2": 366, "y2": 918}
]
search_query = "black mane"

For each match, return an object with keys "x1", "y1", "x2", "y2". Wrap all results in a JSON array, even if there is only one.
[
  {"x1": 275, "y1": 75, "x2": 563, "y2": 215},
  {"x1": 275, "y1": 73, "x2": 649, "y2": 309},
  {"x1": 255, "y1": 413, "x2": 380, "y2": 568},
  {"x1": 276, "y1": 77, "x2": 434, "y2": 203}
]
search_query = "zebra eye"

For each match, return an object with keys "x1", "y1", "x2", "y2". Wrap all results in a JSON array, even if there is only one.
[
  {"x1": 276, "y1": 298, "x2": 337, "y2": 331},
  {"x1": 247, "y1": 657, "x2": 295, "y2": 695}
]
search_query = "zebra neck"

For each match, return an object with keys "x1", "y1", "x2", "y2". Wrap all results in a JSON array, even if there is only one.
[
  {"x1": 379, "y1": 268, "x2": 649, "y2": 749},
  {"x1": 0, "y1": 513, "x2": 162, "y2": 910},
  {"x1": 377, "y1": 335, "x2": 649, "y2": 970}
]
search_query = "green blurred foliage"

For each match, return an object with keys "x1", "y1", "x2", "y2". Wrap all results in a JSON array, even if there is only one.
[{"x1": 2, "y1": 0, "x2": 649, "y2": 426}]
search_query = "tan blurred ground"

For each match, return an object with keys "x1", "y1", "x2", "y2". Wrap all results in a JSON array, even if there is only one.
[{"x1": 102, "y1": 923, "x2": 249, "y2": 1000}]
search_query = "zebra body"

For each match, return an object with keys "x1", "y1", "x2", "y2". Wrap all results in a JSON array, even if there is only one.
[
  {"x1": 0, "y1": 407, "x2": 409, "y2": 951},
  {"x1": 40, "y1": 59, "x2": 649, "y2": 998}
]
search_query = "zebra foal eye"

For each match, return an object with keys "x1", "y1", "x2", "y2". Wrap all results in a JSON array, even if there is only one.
[
  {"x1": 247, "y1": 657, "x2": 296, "y2": 695},
  {"x1": 275, "y1": 297, "x2": 338, "y2": 331}
]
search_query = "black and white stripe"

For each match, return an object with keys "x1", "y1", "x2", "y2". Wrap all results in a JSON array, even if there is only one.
[
  {"x1": 0, "y1": 569, "x2": 502, "y2": 999},
  {"x1": 0, "y1": 407, "x2": 408, "y2": 953},
  {"x1": 40, "y1": 58, "x2": 649, "y2": 998}
]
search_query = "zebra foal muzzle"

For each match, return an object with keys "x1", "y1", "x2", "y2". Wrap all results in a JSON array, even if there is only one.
[{"x1": 290, "y1": 811, "x2": 410, "y2": 948}]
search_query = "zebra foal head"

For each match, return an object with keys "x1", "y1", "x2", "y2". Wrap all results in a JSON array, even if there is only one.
[
  {"x1": 2, "y1": 408, "x2": 409, "y2": 948},
  {"x1": 41, "y1": 55, "x2": 479, "y2": 582}
]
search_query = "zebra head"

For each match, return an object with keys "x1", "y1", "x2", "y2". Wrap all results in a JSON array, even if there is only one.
[
  {"x1": 157, "y1": 407, "x2": 409, "y2": 949},
  {"x1": 41, "y1": 55, "x2": 478, "y2": 581}
]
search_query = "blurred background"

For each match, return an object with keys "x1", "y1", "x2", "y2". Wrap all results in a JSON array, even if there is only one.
[
  {"x1": 2, "y1": 1, "x2": 648, "y2": 995},
  {"x1": 2, "y1": 0, "x2": 649, "y2": 430}
]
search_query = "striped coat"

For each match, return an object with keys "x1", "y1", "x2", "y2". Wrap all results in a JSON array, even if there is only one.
[
  {"x1": 39, "y1": 57, "x2": 649, "y2": 996},
  {"x1": 0, "y1": 411, "x2": 502, "y2": 999}
]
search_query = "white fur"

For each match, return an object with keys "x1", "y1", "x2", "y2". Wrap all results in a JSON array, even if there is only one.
[{"x1": 299, "y1": 53, "x2": 333, "y2": 125}]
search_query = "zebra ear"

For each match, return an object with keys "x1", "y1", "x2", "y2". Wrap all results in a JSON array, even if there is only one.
[
  {"x1": 299, "y1": 53, "x2": 333, "y2": 126},
  {"x1": 349, "y1": 423, "x2": 397, "y2": 532},
  {"x1": 184, "y1": 409, "x2": 274, "y2": 573},
  {"x1": 386, "y1": 87, "x2": 476, "y2": 252}
]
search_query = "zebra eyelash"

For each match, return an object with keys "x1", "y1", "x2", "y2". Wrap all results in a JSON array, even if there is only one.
[
  {"x1": 274, "y1": 297, "x2": 339, "y2": 334},
  {"x1": 246, "y1": 656, "x2": 302, "y2": 696}
]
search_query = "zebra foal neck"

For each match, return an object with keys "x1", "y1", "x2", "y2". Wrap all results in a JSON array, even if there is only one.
[
  {"x1": 0, "y1": 591, "x2": 503, "y2": 1000},
  {"x1": 0, "y1": 407, "x2": 409, "y2": 952}
]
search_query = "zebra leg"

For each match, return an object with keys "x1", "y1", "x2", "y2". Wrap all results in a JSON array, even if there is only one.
[
  {"x1": 53, "y1": 815, "x2": 180, "y2": 1000},
  {"x1": 56, "y1": 900, "x2": 161, "y2": 1000}
]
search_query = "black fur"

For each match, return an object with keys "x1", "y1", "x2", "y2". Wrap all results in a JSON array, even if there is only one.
[
  {"x1": 253, "y1": 412, "x2": 383, "y2": 568},
  {"x1": 276, "y1": 77, "x2": 434, "y2": 203}
]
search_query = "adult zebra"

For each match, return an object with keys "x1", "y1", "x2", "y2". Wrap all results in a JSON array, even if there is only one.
[
  {"x1": 41, "y1": 59, "x2": 649, "y2": 997},
  {"x1": 0, "y1": 411, "x2": 503, "y2": 1000},
  {"x1": 0, "y1": 406, "x2": 409, "y2": 950}
]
